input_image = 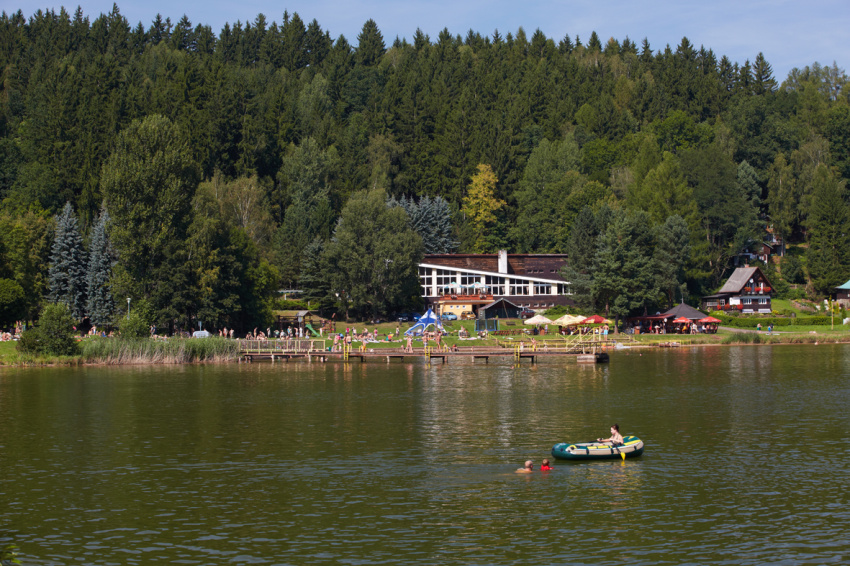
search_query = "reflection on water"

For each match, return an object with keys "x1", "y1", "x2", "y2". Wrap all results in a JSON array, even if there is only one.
[{"x1": 1, "y1": 345, "x2": 849, "y2": 565}]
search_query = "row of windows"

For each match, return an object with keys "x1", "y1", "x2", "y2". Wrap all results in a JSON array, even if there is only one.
[
  {"x1": 420, "y1": 278, "x2": 567, "y2": 296},
  {"x1": 419, "y1": 266, "x2": 571, "y2": 297}
]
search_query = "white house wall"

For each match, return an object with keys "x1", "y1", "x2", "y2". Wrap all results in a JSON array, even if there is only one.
[{"x1": 417, "y1": 262, "x2": 571, "y2": 298}]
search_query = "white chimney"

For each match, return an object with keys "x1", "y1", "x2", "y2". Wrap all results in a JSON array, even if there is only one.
[{"x1": 498, "y1": 250, "x2": 508, "y2": 274}]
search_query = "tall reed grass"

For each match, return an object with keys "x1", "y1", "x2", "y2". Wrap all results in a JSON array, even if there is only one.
[
  {"x1": 721, "y1": 333, "x2": 769, "y2": 345},
  {"x1": 81, "y1": 337, "x2": 240, "y2": 364},
  {"x1": 719, "y1": 332, "x2": 850, "y2": 345}
]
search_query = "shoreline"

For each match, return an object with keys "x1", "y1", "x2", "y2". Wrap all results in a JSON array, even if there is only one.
[{"x1": 3, "y1": 331, "x2": 850, "y2": 367}]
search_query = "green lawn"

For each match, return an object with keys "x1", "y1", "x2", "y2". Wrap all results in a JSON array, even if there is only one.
[
  {"x1": 0, "y1": 340, "x2": 17, "y2": 363},
  {"x1": 0, "y1": 339, "x2": 88, "y2": 365}
]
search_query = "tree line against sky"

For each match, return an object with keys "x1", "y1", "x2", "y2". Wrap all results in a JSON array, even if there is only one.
[{"x1": 0, "y1": 5, "x2": 848, "y2": 331}]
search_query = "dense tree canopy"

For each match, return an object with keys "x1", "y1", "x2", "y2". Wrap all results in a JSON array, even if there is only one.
[{"x1": 1, "y1": 5, "x2": 849, "y2": 328}]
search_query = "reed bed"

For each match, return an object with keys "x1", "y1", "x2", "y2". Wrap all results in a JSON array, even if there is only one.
[
  {"x1": 721, "y1": 333, "x2": 769, "y2": 345},
  {"x1": 719, "y1": 332, "x2": 850, "y2": 345},
  {"x1": 81, "y1": 337, "x2": 240, "y2": 364}
]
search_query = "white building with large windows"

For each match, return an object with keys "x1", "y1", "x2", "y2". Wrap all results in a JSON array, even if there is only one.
[{"x1": 418, "y1": 250, "x2": 571, "y2": 316}]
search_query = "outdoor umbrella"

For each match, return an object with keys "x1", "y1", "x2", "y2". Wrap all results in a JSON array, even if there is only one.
[
  {"x1": 581, "y1": 314, "x2": 612, "y2": 324},
  {"x1": 554, "y1": 314, "x2": 585, "y2": 326},
  {"x1": 672, "y1": 317, "x2": 692, "y2": 324},
  {"x1": 698, "y1": 316, "x2": 722, "y2": 323},
  {"x1": 524, "y1": 314, "x2": 554, "y2": 325}
]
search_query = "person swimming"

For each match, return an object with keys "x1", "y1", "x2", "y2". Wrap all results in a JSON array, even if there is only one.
[
  {"x1": 540, "y1": 458, "x2": 553, "y2": 471},
  {"x1": 516, "y1": 460, "x2": 534, "y2": 473}
]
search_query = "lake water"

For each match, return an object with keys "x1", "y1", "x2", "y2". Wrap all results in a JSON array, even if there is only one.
[{"x1": 1, "y1": 345, "x2": 849, "y2": 565}]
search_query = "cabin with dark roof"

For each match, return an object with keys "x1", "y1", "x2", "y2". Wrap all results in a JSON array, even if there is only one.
[{"x1": 701, "y1": 266, "x2": 773, "y2": 314}]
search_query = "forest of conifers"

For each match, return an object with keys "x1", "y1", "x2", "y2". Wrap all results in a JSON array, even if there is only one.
[{"x1": 1, "y1": 5, "x2": 849, "y2": 331}]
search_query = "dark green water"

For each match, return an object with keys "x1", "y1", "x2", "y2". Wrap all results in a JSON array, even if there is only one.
[{"x1": 2, "y1": 345, "x2": 849, "y2": 565}]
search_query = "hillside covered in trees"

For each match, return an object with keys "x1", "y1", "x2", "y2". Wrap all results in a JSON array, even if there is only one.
[{"x1": 0, "y1": 5, "x2": 849, "y2": 331}]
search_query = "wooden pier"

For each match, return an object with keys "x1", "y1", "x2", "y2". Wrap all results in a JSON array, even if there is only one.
[{"x1": 238, "y1": 337, "x2": 612, "y2": 364}]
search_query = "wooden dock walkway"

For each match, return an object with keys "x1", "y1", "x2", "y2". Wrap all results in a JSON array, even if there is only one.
[{"x1": 238, "y1": 337, "x2": 612, "y2": 364}]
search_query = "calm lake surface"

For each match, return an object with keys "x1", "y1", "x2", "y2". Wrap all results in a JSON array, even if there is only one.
[{"x1": 2, "y1": 345, "x2": 849, "y2": 565}]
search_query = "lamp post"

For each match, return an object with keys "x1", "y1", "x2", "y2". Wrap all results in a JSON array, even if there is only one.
[
  {"x1": 126, "y1": 297, "x2": 131, "y2": 319},
  {"x1": 336, "y1": 291, "x2": 348, "y2": 322}
]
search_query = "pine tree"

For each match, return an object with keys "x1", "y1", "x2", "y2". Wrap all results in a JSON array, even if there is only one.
[
  {"x1": 587, "y1": 31, "x2": 602, "y2": 52},
  {"x1": 568, "y1": 206, "x2": 599, "y2": 273},
  {"x1": 737, "y1": 160, "x2": 762, "y2": 208},
  {"x1": 298, "y1": 237, "x2": 334, "y2": 313},
  {"x1": 591, "y1": 210, "x2": 657, "y2": 329},
  {"x1": 806, "y1": 164, "x2": 850, "y2": 295},
  {"x1": 48, "y1": 202, "x2": 88, "y2": 319},
  {"x1": 752, "y1": 52, "x2": 777, "y2": 94},
  {"x1": 86, "y1": 209, "x2": 114, "y2": 328},
  {"x1": 390, "y1": 195, "x2": 457, "y2": 254},
  {"x1": 356, "y1": 19, "x2": 385, "y2": 66},
  {"x1": 654, "y1": 215, "x2": 691, "y2": 308}
]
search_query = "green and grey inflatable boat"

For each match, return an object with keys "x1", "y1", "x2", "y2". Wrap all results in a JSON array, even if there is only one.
[{"x1": 552, "y1": 436, "x2": 644, "y2": 461}]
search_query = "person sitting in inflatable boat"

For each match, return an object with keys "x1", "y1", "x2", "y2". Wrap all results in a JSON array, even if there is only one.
[{"x1": 597, "y1": 423, "x2": 624, "y2": 446}]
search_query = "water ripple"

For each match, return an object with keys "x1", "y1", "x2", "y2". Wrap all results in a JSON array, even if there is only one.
[{"x1": 1, "y1": 346, "x2": 849, "y2": 564}]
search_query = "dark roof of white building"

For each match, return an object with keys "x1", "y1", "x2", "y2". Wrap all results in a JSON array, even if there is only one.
[{"x1": 717, "y1": 267, "x2": 768, "y2": 294}]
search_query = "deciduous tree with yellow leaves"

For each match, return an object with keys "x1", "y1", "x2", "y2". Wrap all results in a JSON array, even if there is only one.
[{"x1": 461, "y1": 164, "x2": 505, "y2": 252}]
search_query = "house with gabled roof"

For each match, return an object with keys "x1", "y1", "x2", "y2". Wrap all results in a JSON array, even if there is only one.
[{"x1": 701, "y1": 266, "x2": 773, "y2": 314}]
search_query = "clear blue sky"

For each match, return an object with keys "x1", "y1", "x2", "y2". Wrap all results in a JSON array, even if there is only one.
[{"x1": 8, "y1": 0, "x2": 848, "y2": 80}]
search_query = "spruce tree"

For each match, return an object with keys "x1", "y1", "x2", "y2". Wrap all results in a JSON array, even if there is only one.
[
  {"x1": 298, "y1": 237, "x2": 335, "y2": 314},
  {"x1": 86, "y1": 210, "x2": 114, "y2": 328},
  {"x1": 806, "y1": 164, "x2": 850, "y2": 295},
  {"x1": 752, "y1": 52, "x2": 777, "y2": 94},
  {"x1": 568, "y1": 206, "x2": 599, "y2": 273},
  {"x1": 356, "y1": 19, "x2": 385, "y2": 66},
  {"x1": 389, "y1": 195, "x2": 457, "y2": 254},
  {"x1": 48, "y1": 202, "x2": 88, "y2": 320},
  {"x1": 737, "y1": 160, "x2": 762, "y2": 208},
  {"x1": 653, "y1": 215, "x2": 691, "y2": 308}
]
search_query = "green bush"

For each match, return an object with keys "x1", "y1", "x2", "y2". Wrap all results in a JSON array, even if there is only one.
[
  {"x1": 771, "y1": 277, "x2": 792, "y2": 299},
  {"x1": 275, "y1": 299, "x2": 309, "y2": 310},
  {"x1": 119, "y1": 312, "x2": 150, "y2": 339},
  {"x1": 16, "y1": 303, "x2": 79, "y2": 356},
  {"x1": 781, "y1": 255, "x2": 805, "y2": 284},
  {"x1": 710, "y1": 315, "x2": 833, "y2": 328},
  {"x1": 794, "y1": 316, "x2": 833, "y2": 326},
  {"x1": 705, "y1": 313, "x2": 794, "y2": 327},
  {"x1": 725, "y1": 317, "x2": 793, "y2": 328},
  {"x1": 544, "y1": 305, "x2": 568, "y2": 317},
  {"x1": 708, "y1": 312, "x2": 732, "y2": 324},
  {"x1": 785, "y1": 287, "x2": 808, "y2": 300},
  {"x1": 16, "y1": 328, "x2": 43, "y2": 353}
]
